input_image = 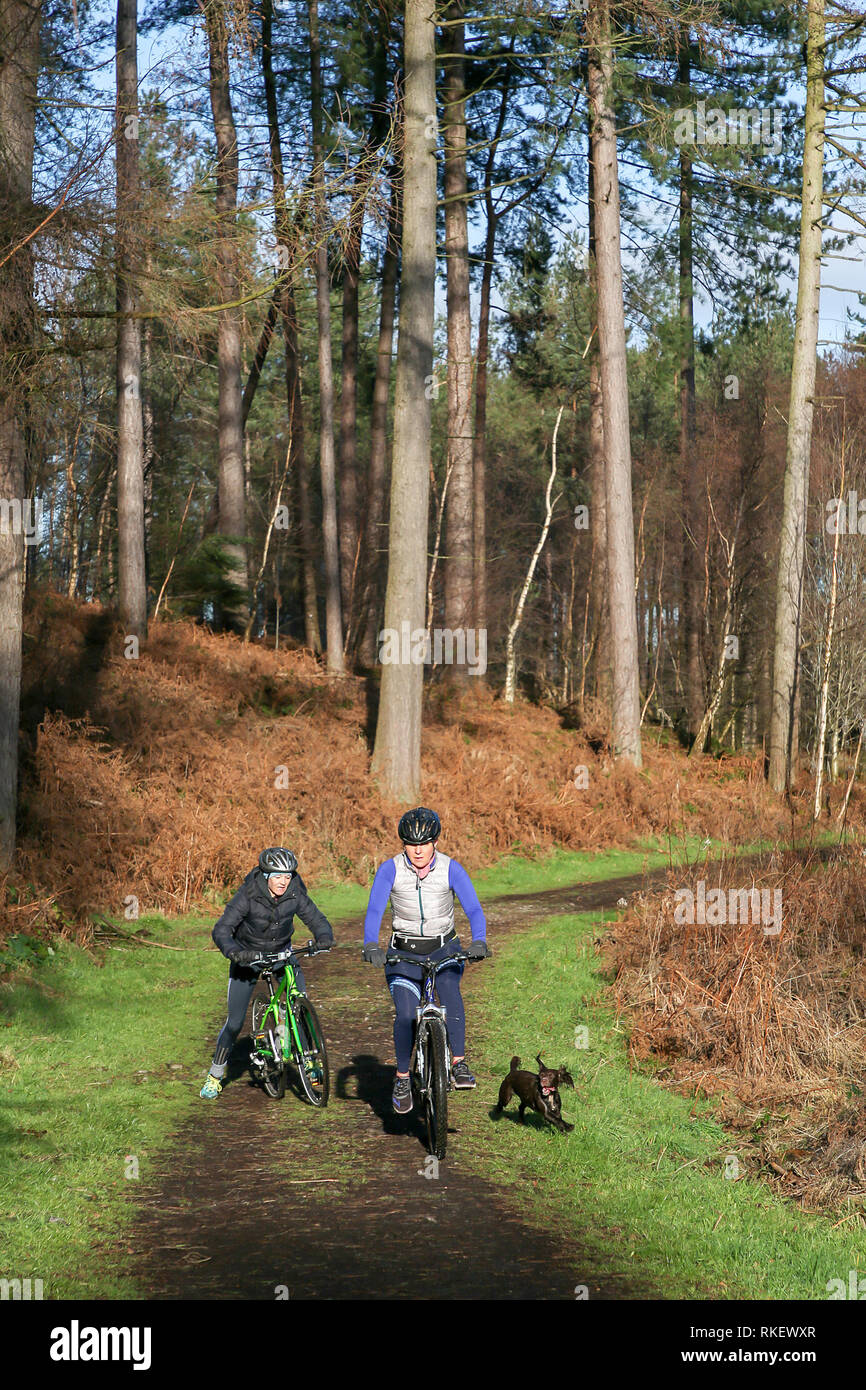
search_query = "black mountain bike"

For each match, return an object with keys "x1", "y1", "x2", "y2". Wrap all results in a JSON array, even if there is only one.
[{"x1": 384, "y1": 947, "x2": 481, "y2": 1160}]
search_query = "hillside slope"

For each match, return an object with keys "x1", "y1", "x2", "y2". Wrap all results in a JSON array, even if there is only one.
[{"x1": 4, "y1": 591, "x2": 847, "y2": 935}]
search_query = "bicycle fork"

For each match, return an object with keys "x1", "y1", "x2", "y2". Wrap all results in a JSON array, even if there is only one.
[{"x1": 413, "y1": 1001, "x2": 452, "y2": 1094}]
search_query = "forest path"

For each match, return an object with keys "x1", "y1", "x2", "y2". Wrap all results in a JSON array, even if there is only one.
[{"x1": 117, "y1": 865, "x2": 677, "y2": 1300}]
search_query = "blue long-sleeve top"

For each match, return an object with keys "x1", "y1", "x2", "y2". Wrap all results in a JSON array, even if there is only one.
[{"x1": 363, "y1": 856, "x2": 486, "y2": 945}]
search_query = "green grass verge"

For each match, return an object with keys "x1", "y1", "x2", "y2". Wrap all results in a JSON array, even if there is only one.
[
  {"x1": 0, "y1": 915, "x2": 222, "y2": 1297},
  {"x1": 460, "y1": 907, "x2": 866, "y2": 1300}
]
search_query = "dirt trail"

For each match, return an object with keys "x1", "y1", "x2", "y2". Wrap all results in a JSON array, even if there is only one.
[{"x1": 118, "y1": 867, "x2": 670, "y2": 1300}]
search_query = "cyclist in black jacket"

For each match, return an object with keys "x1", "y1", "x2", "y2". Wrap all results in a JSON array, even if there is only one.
[{"x1": 201, "y1": 847, "x2": 334, "y2": 1098}]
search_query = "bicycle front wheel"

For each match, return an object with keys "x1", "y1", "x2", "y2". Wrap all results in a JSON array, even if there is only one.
[
  {"x1": 292, "y1": 998, "x2": 330, "y2": 1107},
  {"x1": 251, "y1": 998, "x2": 286, "y2": 1099},
  {"x1": 421, "y1": 1018, "x2": 448, "y2": 1159}
]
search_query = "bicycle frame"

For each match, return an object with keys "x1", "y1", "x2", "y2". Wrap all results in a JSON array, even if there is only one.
[
  {"x1": 251, "y1": 943, "x2": 322, "y2": 1065},
  {"x1": 413, "y1": 974, "x2": 449, "y2": 1093}
]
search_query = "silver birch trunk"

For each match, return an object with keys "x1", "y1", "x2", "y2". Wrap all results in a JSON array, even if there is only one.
[
  {"x1": 92, "y1": 463, "x2": 117, "y2": 601},
  {"x1": 116, "y1": 0, "x2": 147, "y2": 639},
  {"x1": 426, "y1": 460, "x2": 453, "y2": 636},
  {"x1": 689, "y1": 501, "x2": 742, "y2": 757},
  {"x1": 504, "y1": 407, "x2": 563, "y2": 703},
  {"x1": 837, "y1": 723, "x2": 863, "y2": 829},
  {"x1": 244, "y1": 447, "x2": 290, "y2": 643}
]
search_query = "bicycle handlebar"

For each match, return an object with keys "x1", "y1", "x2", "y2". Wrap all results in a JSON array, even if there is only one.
[
  {"x1": 247, "y1": 939, "x2": 330, "y2": 968},
  {"x1": 382, "y1": 949, "x2": 482, "y2": 971}
]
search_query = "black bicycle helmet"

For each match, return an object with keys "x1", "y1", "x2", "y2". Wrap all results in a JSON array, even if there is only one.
[
  {"x1": 258, "y1": 847, "x2": 298, "y2": 876},
  {"x1": 397, "y1": 807, "x2": 441, "y2": 845}
]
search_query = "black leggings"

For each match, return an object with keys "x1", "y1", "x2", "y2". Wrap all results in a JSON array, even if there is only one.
[
  {"x1": 388, "y1": 966, "x2": 466, "y2": 1073},
  {"x1": 210, "y1": 961, "x2": 306, "y2": 1074}
]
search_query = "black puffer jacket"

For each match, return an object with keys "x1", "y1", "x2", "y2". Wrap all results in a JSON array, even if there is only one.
[{"x1": 212, "y1": 868, "x2": 333, "y2": 957}]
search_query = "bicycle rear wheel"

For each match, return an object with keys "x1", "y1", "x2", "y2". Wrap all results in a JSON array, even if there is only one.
[
  {"x1": 421, "y1": 1018, "x2": 448, "y2": 1159},
  {"x1": 251, "y1": 998, "x2": 286, "y2": 1099},
  {"x1": 292, "y1": 998, "x2": 330, "y2": 1107}
]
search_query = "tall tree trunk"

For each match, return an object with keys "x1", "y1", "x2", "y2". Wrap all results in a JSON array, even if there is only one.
[
  {"x1": 588, "y1": 350, "x2": 609, "y2": 701},
  {"x1": 678, "y1": 46, "x2": 702, "y2": 744},
  {"x1": 142, "y1": 300, "x2": 154, "y2": 596},
  {"x1": 587, "y1": 0, "x2": 642, "y2": 767},
  {"x1": 260, "y1": 0, "x2": 321, "y2": 653},
  {"x1": 768, "y1": 0, "x2": 824, "y2": 793},
  {"x1": 309, "y1": 0, "x2": 344, "y2": 672},
  {"x1": 472, "y1": 211, "x2": 494, "y2": 644},
  {"x1": 338, "y1": 11, "x2": 392, "y2": 649},
  {"x1": 204, "y1": 0, "x2": 247, "y2": 630},
  {"x1": 352, "y1": 14, "x2": 396, "y2": 667},
  {"x1": 587, "y1": 136, "x2": 610, "y2": 708},
  {"x1": 358, "y1": 173, "x2": 400, "y2": 666},
  {"x1": 442, "y1": 0, "x2": 474, "y2": 682},
  {"x1": 288, "y1": 279, "x2": 323, "y2": 655},
  {"x1": 338, "y1": 162, "x2": 366, "y2": 640},
  {"x1": 116, "y1": 0, "x2": 147, "y2": 639},
  {"x1": 371, "y1": 0, "x2": 436, "y2": 799},
  {"x1": 472, "y1": 65, "x2": 512, "y2": 644},
  {"x1": 0, "y1": 0, "x2": 40, "y2": 868},
  {"x1": 471, "y1": 39, "x2": 521, "y2": 641}
]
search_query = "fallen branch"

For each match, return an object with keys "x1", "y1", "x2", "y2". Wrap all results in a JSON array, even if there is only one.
[{"x1": 90, "y1": 915, "x2": 213, "y2": 951}]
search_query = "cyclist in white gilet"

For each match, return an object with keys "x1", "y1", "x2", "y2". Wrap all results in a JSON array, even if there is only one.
[{"x1": 362, "y1": 807, "x2": 489, "y2": 1114}]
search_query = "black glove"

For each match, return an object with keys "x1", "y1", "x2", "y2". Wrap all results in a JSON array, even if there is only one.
[
  {"x1": 363, "y1": 943, "x2": 386, "y2": 967},
  {"x1": 466, "y1": 939, "x2": 490, "y2": 960},
  {"x1": 314, "y1": 934, "x2": 334, "y2": 952},
  {"x1": 231, "y1": 948, "x2": 261, "y2": 965}
]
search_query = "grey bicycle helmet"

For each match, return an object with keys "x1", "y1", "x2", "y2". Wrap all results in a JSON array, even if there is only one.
[
  {"x1": 258, "y1": 847, "x2": 298, "y2": 876},
  {"x1": 397, "y1": 807, "x2": 441, "y2": 844}
]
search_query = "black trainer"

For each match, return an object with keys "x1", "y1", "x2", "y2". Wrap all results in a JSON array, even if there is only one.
[
  {"x1": 452, "y1": 1060, "x2": 476, "y2": 1089},
  {"x1": 392, "y1": 1075, "x2": 413, "y2": 1113}
]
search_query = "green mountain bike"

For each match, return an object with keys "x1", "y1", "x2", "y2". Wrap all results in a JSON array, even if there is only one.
[{"x1": 248, "y1": 942, "x2": 330, "y2": 1106}]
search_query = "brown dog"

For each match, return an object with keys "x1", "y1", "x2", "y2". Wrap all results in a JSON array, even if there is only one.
[{"x1": 495, "y1": 1054, "x2": 574, "y2": 1132}]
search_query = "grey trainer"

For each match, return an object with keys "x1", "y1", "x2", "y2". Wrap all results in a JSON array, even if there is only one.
[
  {"x1": 452, "y1": 1060, "x2": 476, "y2": 1089},
  {"x1": 392, "y1": 1074, "x2": 413, "y2": 1113}
]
